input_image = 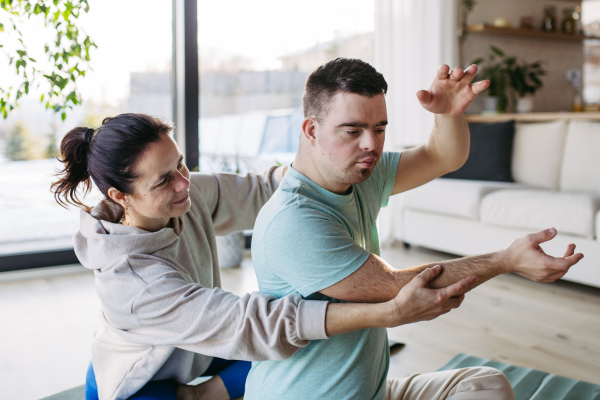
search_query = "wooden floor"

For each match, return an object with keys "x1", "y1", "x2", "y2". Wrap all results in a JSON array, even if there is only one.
[
  {"x1": 1, "y1": 244, "x2": 599, "y2": 399},
  {"x1": 382, "y1": 246, "x2": 600, "y2": 385}
]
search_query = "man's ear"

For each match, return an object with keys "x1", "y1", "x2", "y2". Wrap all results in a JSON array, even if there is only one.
[
  {"x1": 107, "y1": 187, "x2": 129, "y2": 209},
  {"x1": 301, "y1": 117, "x2": 318, "y2": 144}
]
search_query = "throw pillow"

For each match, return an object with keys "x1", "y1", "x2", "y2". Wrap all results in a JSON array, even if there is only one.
[
  {"x1": 511, "y1": 120, "x2": 568, "y2": 190},
  {"x1": 560, "y1": 120, "x2": 600, "y2": 193},
  {"x1": 444, "y1": 120, "x2": 515, "y2": 182}
]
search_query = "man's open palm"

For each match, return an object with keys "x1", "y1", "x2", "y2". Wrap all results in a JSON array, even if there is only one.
[
  {"x1": 506, "y1": 228, "x2": 584, "y2": 282},
  {"x1": 417, "y1": 64, "x2": 490, "y2": 116}
]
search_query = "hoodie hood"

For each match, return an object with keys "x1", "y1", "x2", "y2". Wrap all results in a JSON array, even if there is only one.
[{"x1": 74, "y1": 200, "x2": 184, "y2": 270}]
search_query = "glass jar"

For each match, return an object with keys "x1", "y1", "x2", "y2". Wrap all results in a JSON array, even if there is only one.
[
  {"x1": 562, "y1": 8, "x2": 576, "y2": 34},
  {"x1": 542, "y1": 6, "x2": 557, "y2": 32}
]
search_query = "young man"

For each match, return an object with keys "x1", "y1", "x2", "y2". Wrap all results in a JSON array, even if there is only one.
[{"x1": 245, "y1": 58, "x2": 583, "y2": 400}]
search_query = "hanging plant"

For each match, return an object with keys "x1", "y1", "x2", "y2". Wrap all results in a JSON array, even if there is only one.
[{"x1": 0, "y1": 0, "x2": 97, "y2": 120}]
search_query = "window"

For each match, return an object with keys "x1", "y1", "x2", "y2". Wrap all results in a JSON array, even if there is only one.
[
  {"x1": 197, "y1": 0, "x2": 375, "y2": 173},
  {"x1": 0, "y1": 0, "x2": 173, "y2": 261}
]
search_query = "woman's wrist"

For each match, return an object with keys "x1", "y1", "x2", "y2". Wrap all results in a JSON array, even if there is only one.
[{"x1": 324, "y1": 301, "x2": 398, "y2": 337}]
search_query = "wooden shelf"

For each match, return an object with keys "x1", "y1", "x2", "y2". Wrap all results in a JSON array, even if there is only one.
[
  {"x1": 466, "y1": 112, "x2": 600, "y2": 123},
  {"x1": 466, "y1": 24, "x2": 600, "y2": 43}
]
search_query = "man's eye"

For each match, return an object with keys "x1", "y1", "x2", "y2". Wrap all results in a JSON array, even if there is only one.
[
  {"x1": 346, "y1": 131, "x2": 359, "y2": 135},
  {"x1": 376, "y1": 129, "x2": 385, "y2": 134}
]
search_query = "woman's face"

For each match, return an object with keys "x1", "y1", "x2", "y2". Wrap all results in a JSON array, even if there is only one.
[{"x1": 124, "y1": 133, "x2": 191, "y2": 229}]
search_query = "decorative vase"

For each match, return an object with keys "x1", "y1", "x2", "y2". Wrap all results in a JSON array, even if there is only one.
[
  {"x1": 516, "y1": 97, "x2": 534, "y2": 113},
  {"x1": 483, "y1": 96, "x2": 499, "y2": 114},
  {"x1": 216, "y1": 232, "x2": 245, "y2": 268}
]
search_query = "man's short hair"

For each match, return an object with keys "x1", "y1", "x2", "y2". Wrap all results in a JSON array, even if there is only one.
[{"x1": 303, "y1": 57, "x2": 388, "y2": 122}]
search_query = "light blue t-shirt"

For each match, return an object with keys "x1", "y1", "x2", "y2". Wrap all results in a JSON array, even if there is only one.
[{"x1": 245, "y1": 151, "x2": 402, "y2": 400}]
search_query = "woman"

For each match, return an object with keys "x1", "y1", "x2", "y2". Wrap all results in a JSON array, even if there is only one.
[{"x1": 51, "y1": 113, "x2": 410, "y2": 400}]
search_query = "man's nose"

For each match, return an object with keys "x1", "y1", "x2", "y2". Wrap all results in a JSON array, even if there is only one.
[{"x1": 361, "y1": 130, "x2": 378, "y2": 150}]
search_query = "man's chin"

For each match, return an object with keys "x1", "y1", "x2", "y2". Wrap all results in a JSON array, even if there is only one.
[{"x1": 345, "y1": 166, "x2": 375, "y2": 185}]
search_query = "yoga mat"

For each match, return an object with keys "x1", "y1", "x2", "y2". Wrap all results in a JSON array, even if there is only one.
[{"x1": 439, "y1": 353, "x2": 600, "y2": 400}]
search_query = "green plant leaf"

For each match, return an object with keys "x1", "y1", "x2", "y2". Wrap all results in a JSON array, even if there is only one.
[
  {"x1": 15, "y1": 59, "x2": 26, "y2": 71},
  {"x1": 491, "y1": 46, "x2": 505, "y2": 57},
  {"x1": 529, "y1": 74, "x2": 542, "y2": 86},
  {"x1": 1, "y1": 0, "x2": 96, "y2": 119}
]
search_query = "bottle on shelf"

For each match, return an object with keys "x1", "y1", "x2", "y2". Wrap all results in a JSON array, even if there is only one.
[
  {"x1": 573, "y1": 91, "x2": 583, "y2": 112},
  {"x1": 542, "y1": 6, "x2": 557, "y2": 32},
  {"x1": 562, "y1": 8, "x2": 576, "y2": 35}
]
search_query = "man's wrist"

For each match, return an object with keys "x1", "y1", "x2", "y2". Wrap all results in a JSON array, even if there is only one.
[
  {"x1": 494, "y1": 249, "x2": 512, "y2": 275},
  {"x1": 436, "y1": 112, "x2": 465, "y2": 118}
]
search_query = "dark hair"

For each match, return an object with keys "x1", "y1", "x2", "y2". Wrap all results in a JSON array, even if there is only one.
[
  {"x1": 303, "y1": 57, "x2": 388, "y2": 122},
  {"x1": 51, "y1": 113, "x2": 172, "y2": 211}
]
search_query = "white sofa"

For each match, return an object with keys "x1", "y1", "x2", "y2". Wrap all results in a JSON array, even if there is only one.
[{"x1": 398, "y1": 119, "x2": 600, "y2": 288}]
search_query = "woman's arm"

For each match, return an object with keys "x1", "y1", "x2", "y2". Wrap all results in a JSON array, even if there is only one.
[
  {"x1": 118, "y1": 259, "x2": 327, "y2": 361},
  {"x1": 121, "y1": 260, "x2": 476, "y2": 361},
  {"x1": 105, "y1": 254, "x2": 479, "y2": 362},
  {"x1": 189, "y1": 165, "x2": 285, "y2": 236}
]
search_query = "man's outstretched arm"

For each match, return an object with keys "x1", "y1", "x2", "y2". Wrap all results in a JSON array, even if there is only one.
[{"x1": 319, "y1": 228, "x2": 584, "y2": 303}]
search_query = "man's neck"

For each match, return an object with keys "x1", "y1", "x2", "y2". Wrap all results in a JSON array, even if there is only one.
[{"x1": 293, "y1": 153, "x2": 351, "y2": 195}]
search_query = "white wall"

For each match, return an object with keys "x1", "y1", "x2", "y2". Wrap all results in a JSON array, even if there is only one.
[
  {"x1": 374, "y1": 0, "x2": 459, "y2": 150},
  {"x1": 374, "y1": 0, "x2": 459, "y2": 242}
]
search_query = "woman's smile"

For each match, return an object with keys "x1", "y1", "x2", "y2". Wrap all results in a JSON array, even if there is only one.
[{"x1": 172, "y1": 193, "x2": 189, "y2": 205}]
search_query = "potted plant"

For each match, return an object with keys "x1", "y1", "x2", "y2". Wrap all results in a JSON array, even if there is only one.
[
  {"x1": 472, "y1": 46, "x2": 546, "y2": 113},
  {"x1": 472, "y1": 46, "x2": 511, "y2": 113},
  {"x1": 509, "y1": 60, "x2": 546, "y2": 113}
]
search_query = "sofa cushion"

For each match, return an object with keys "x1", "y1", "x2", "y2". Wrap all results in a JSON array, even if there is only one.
[
  {"x1": 512, "y1": 120, "x2": 567, "y2": 190},
  {"x1": 402, "y1": 178, "x2": 524, "y2": 220},
  {"x1": 560, "y1": 120, "x2": 600, "y2": 193},
  {"x1": 480, "y1": 189, "x2": 600, "y2": 238},
  {"x1": 444, "y1": 121, "x2": 515, "y2": 182}
]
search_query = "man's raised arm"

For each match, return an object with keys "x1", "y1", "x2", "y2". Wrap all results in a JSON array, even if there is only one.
[
  {"x1": 391, "y1": 64, "x2": 490, "y2": 196},
  {"x1": 319, "y1": 228, "x2": 583, "y2": 303}
]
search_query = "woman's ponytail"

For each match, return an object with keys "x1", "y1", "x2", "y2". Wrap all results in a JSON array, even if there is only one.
[{"x1": 51, "y1": 126, "x2": 93, "y2": 211}]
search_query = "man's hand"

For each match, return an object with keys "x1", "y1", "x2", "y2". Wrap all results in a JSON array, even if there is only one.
[
  {"x1": 417, "y1": 64, "x2": 490, "y2": 116},
  {"x1": 503, "y1": 228, "x2": 584, "y2": 282},
  {"x1": 387, "y1": 265, "x2": 478, "y2": 326}
]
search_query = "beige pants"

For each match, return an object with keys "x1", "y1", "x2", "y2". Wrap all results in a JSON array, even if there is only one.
[{"x1": 386, "y1": 367, "x2": 514, "y2": 400}]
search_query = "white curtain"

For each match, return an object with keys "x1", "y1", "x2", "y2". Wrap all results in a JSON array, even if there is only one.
[
  {"x1": 374, "y1": 0, "x2": 459, "y2": 149},
  {"x1": 375, "y1": 0, "x2": 459, "y2": 243}
]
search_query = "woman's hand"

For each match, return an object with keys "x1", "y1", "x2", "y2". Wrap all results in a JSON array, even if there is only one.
[
  {"x1": 386, "y1": 265, "x2": 478, "y2": 326},
  {"x1": 324, "y1": 266, "x2": 477, "y2": 337}
]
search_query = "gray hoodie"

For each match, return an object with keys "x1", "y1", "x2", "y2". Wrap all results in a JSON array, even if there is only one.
[{"x1": 75, "y1": 168, "x2": 328, "y2": 400}]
